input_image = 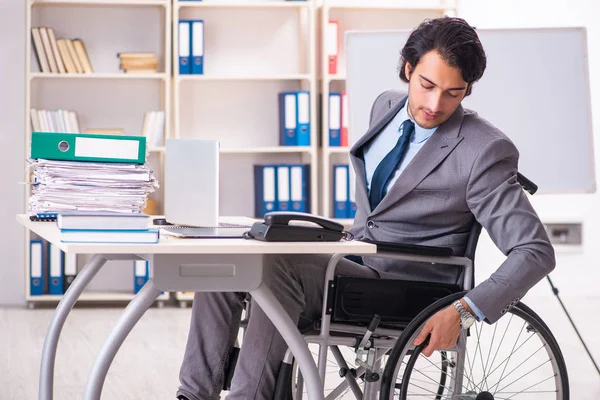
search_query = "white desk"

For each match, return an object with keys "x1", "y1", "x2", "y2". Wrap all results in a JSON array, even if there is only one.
[{"x1": 17, "y1": 215, "x2": 377, "y2": 400}]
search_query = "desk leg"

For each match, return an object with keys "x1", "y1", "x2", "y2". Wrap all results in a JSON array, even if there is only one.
[
  {"x1": 83, "y1": 279, "x2": 161, "y2": 400},
  {"x1": 39, "y1": 254, "x2": 107, "y2": 400},
  {"x1": 251, "y1": 283, "x2": 325, "y2": 400}
]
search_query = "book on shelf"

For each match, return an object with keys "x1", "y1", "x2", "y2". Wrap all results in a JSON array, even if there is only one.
[
  {"x1": 57, "y1": 212, "x2": 150, "y2": 230},
  {"x1": 73, "y1": 39, "x2": 94, "y2": 73},
  {"x1": 30, "y1": 108, "x2": 80, "y2": 133},
  {"x1": 31, "y1": 26, "x2": 93, "y2": 74},
  {"x1": 141, "y1": 111, "x2": 165, "y2": 148},
  {"x1": 118, "y1": 52, "x2": 159, "y2": 74}
]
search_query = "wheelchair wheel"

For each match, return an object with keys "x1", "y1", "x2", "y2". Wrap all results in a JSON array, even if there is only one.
[{"x1": 380, "y1": 292, "x2": 569, "y2": 399}]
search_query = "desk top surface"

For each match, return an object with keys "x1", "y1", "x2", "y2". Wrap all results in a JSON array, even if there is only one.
[{"x1": 17, "y1": 215, "x2": 377, "y2": 255}]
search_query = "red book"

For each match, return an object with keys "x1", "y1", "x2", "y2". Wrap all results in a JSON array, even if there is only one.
[
  {"x1": 341, "y1": 92, "x2": 348, "y2": 147},
  {"x1": 327, "y1": 20, "x2": 339, "y2": 75}
]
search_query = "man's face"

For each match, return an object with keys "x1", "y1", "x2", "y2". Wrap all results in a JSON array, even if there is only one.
[{"x1": 405, "y1": 50, "x2": 468, "y2": 129}]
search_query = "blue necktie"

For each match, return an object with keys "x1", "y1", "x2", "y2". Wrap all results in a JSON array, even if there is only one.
[{"x1": 369, "y1": 119, "x2": 415, "y2": 210}]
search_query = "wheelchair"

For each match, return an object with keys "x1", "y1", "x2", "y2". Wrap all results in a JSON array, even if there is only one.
[{"x1": 228, "y1": 173, "x2": 569, "y2": 399}]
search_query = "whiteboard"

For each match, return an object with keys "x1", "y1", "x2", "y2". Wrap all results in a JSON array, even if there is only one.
[{"x1": 346, "y1": 28, "x2": 596, "y2": 194}]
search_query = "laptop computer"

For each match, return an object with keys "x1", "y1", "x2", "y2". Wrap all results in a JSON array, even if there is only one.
[{"x1": 161, "y1": 139, "x2": 253, "y2": 238}]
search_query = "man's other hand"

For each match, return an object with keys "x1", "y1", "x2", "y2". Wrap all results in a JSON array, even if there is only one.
[{"x1": 413, "y1": 306, "x2": 461, "y2": 357}]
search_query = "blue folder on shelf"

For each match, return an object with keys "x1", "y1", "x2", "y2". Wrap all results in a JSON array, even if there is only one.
[
  {"x1": 329, "y1": 92, "x2": 342, "y2": 147},
  {"x1": 48, "y1": 243, "x2": 64, "y2": 295},
  {"x1": 254, "y1": 165, "x2": 277, "y2": 218},
  {"x1": 296, "y1": 91, "x2": 311, "y2": 146},
  {"x1": 191, "y1": 20, "x2": 204, "y2": 74},
  {"x1": 279, "y1": 92, "x2": 297, "y2": 146},
  {"x1": 333, "y1": 164, "x2": 349, "y2": 218},
  {"x1": 134, "y1": 260, "x2": 149, "y2": 294},
  {"x1": 30, "y1": 240, "x2": 44, "y2": 296},
  {"x1": 290, "y1": 164, "x2": 310, "y2": 213},
  {"x1": 178, "y1": 20, "x2": 191, "y2": 75}
]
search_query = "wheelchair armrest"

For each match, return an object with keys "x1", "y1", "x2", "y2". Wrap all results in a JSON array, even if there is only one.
[{"x1": 359, "y1": 238, "x2": 453, "y2": 258}]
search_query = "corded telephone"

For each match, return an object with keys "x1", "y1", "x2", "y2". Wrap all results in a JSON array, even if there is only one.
[{"x1": 245, "y1": 212, "x2": 347, "y2": 242}]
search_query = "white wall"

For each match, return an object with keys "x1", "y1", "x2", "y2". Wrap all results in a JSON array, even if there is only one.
[
  {"x1": 0, "y1": 0, "x2": 26, "y2": 306},
  {"x1": 458, "y1": 0, "x2": 600, "y2": 298}
]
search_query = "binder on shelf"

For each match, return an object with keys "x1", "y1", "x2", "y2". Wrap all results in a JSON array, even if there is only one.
[
  {"x1": 341, "y1": 92, "x2": 349, "y2": 147},
  {"x1": 348, "y1": 186, "x2": 357, "y2": 219},
  {"x1": 31, "y1": 131, "x2": 146, "y2": 164},
  {"x1": 277, "y1": 165, "x2": 291, "y2": 211},
  {"x1": 63, "y1": 253, "x2": 77, "y2": 292},
  {"x1": 48, "y1": 243, "x2": 64, "y2": 295},
  {"x1": 279, "y1": 93, "x2": 297, "y2": 146},
  {"x1": 254, "y1": 165, "x2": 277, "y2": 218},
  {"x1": 296, "y1": 91, "x2": 310, "y2": 146},
  {"x1": 290, "y1": 164, "x2": 310, "y2": 213},
  {"x1": 329, "y1": 92, "x2": 342, "y2": 147},
  {"x1": 178, "y1": 20, "x2": 191, "y2": 75},
  {"x1": 191, "y1": 20, "x2": 204, "y2": 75},
  {"x1": 333, "y1": 164, "x2": 349, "y2": 219},
  {"x1": 327, "y1": 20, "x2": 339, "y2": 75},
  {"x1": 134, "y1": 260, "x2": 149, "y2": 294},
  {"x1": 30, "y1": 240, "x2": 44, "y2": 296}
]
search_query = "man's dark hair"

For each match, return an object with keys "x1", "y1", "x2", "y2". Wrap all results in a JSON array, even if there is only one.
[{"x1": 399, "y1": 17, "x2": 486, "y2": 96}]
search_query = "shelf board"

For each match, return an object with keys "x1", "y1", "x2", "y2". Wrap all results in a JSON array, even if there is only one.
[
  {"x1": 148, "y1": 147, "x2": 166, "y2": 153},
  {"x1": 27, "y1": 291, "x2": 170, "y2": 302},
  {"x1": 177, "y1": 74, "x2": 311, "y2": 82},
  {"x1": 176, "y1": 0, "x2": 310, "y2": 9},
  {"x1": 220, "y1": 146, "x2": 312, "y2": 154},
  {"x1": 327, "y1": 74, "x2": 346, "y2": 82},
  {"x1": 30, "y1": 0, "x2": 168, "y2": 6},
  {"x1": 334, "y1": 218, "x2": 354, "y2": 227},
  {"x1": 327, "y1": 147, "x2": 349, "y2": 154},
  {"x1": 30, "y1": 72, "x2": 169, "y2": 80},
  {"x1": 325, "y1": 0, "x2": 451, "y2": 10}
]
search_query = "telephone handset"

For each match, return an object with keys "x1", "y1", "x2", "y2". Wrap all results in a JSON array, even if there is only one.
[{"x1": 245, "y1": 212, "x2": 349, "y2": 242}]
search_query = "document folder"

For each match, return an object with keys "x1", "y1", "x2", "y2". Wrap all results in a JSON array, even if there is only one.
[
  {"x1": 341, "y1": 92, "x2": 349, "y2": 147},
  {"x1": 329, "y1": 92, "x2": 341, "y2": 147},
  {"x1": 277, "y1": 165, "x2": 291, "y2": 211},
  {"x1": 254, "y1": 165, "x2": 277, "y2": 217},
  {"x1": 279, "y1": 93, "x2": 297, "y2": 146},
  {"x1": 63, "y1": 253, "x2": 77, "y2": 292},
  {"x1": 134, "y1": 260, "x2": 149, "y2": 294},
  {"x1": 333, "y1": 164, "x2": 349, "y2": 218},
  {"x1": 290, "y1": 164, "x2": 310, "y2": 213},
  {"x1": 48, "y1": 243, "x2": 64, "y2": 295},
  {"x1": 327, "y1": 20, "x2": 339, "y2": 75},
  {"x1": 30, "y1": 240, "x2": 44, "y2": 296},
  {"x1": 178, "y1": 20, "x2": 191, "y2": 75},
  {"x1": 296, "y1": 91, "x2": 311, "y2": 146},
  {"x1": 31, "y1": 131, "x2": 146, "y2": 164},
  {"x1": 191, "y1": 20, "x2": 204, "y2": 74}
]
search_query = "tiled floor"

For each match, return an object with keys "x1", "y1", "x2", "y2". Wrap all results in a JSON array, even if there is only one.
[{"x1": 1, "y1": 295, "x2": 599, "y2": 399}]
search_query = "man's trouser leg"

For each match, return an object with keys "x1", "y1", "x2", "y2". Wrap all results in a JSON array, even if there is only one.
[
  {"x1": 226, "y1": 254, "x2": 378, "y2": 400},
  {"x1": 178, "y1": 291, "x2": 245, "y2": 400}
]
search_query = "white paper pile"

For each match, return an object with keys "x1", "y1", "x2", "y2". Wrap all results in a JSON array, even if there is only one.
[{"x1": 28, "y1": 159, "x2": 158, "y2": 215}]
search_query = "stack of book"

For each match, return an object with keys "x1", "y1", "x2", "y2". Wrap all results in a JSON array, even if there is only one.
[
  {"x1": 118, "y1": 52, "x2": 159, "y2": 74},
  {"x1": 31, "y1": 27, "x2": 93, "y2": 74},
  {"x1": 28, "y1": 131, "x2": 158, "y2": 220},
  {"x1": 30, "y1": 108, "x2": 80, "y2": 133},
  {"x1": 56, "y1": 212, "x2": 158, "y2": 244}
]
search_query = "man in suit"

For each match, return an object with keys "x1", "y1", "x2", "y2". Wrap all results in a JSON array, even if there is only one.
[{"x1": 177, "y1": 17, "x2": 555, "y2": 400}]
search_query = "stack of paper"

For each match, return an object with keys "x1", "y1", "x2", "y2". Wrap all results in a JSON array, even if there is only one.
[{"x1": 28, "y1": 159, "x2": 158, "y2": 215}]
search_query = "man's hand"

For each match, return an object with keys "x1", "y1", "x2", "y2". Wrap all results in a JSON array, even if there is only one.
[{"x1": 413, "y1": 305, "x2": 462, "y2": 357}]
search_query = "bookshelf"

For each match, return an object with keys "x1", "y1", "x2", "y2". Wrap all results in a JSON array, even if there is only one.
[
  {"x1": 171, "y1": 0, "x2": 317, "y2": 305},
  {"x1": 24, "y1": 0, "x2": 171, "y2": 306},
  {"x1": 319, "y1": 0, "x2": 457, "y2": 223}
]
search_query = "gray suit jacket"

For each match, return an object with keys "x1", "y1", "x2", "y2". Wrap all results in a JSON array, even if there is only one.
[{"x1": 348, "y1": 91, "x2": 555, "y2": 323}]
